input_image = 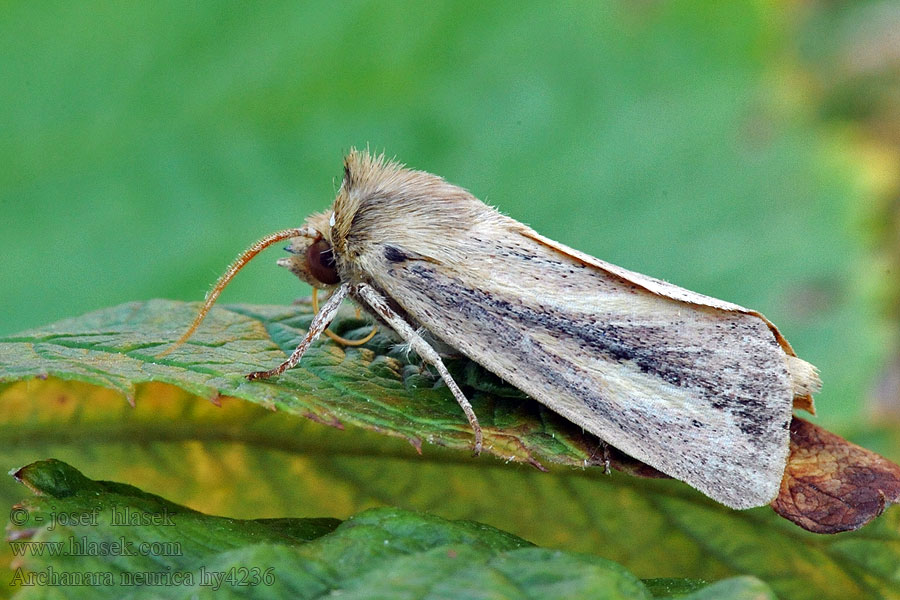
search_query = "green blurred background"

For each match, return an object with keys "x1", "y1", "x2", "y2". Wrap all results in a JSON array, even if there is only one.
[{"x1": 2, "y1": 0, "x2": 899, "y2": 434}]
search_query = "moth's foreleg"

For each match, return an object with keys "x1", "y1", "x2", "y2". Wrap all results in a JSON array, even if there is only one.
[
  {"x1": 246, "y1": 284, "x2": 349, "y2": 381},
  {"x1": 355, "y1": 283, "x2": 484, "y2": 455}
]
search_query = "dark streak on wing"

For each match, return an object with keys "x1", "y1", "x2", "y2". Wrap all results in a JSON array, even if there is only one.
[
  {"x1": 383, "y1": 246, "x2": 410, "y2": 263},
  {"x1": 405, "y1": 263, "x2": 784, "y2": 441}
]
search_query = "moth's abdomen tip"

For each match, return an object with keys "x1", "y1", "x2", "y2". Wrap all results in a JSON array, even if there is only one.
[{"x1": 786, "y1": 355, "x2": 822, "y2": 398}]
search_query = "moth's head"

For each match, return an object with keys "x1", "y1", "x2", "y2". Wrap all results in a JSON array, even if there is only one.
[
  {"x1": 280, "y1": 149, "x2": 468, "y2": 287},
  {"x1": 277, "y1": 210, "x2": 341, "y2": 288},
  {"x1": 280, "y1": 149, "x2": 408, "y2": 286}
]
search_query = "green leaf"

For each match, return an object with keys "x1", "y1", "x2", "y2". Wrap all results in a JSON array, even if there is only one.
[
  {"x1": 8, "y1": 459, "x2": 682, "y2": 599},
  {"x1": 0, "y1": 299, "x2": 631, "y2": 469},
  {"x1": 676, "y1": 577, "x2": 778, "y2": 600},
  {"x1": 1, "y1": 302, "x2": 899, "y2": 600},
  {"x1": 643, "y1": 576, "x2": 778, "y2": 600},
  {"x1": 642, "y1": 579, "x2": 709, "y2": 598}
]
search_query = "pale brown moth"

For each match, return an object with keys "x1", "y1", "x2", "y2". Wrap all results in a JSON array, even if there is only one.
[{"x1": 163, "y1": 150, "x2": 822, "y2": 510}]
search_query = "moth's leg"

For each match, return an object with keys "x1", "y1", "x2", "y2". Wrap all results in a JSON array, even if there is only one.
[
  {"x1": 246, "y1": 284, "x2": 349, "y2": 381},
  {"x1": 355, "y1": 283, "x2": 483, "y2": 455},
  {"x1": 600, "y1": 442, "x2": 611, "y2": 475}
]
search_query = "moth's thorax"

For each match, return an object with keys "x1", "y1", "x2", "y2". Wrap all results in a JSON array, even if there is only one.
[{"x1": 329, "y1": 150, "x2": 511, "y2": 275}]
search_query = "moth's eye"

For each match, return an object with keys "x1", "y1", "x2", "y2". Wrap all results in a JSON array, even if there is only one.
[{"x1": 305, "y1": 238, "x2": 341, "y2": 285}]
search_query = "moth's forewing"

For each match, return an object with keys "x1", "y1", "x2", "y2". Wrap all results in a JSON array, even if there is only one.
[{"x1": 332, "y1": 152, "x2": 799, "y2": 509}]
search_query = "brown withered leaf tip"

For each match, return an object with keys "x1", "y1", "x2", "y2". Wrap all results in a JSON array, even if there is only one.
[{"x1": 771, "y1": 417, "x2": 900, "y2": 533}]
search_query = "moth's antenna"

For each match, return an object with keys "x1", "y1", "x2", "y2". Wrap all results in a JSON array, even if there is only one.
[{"x1": 158, "y1": 227, "x2": 314, "y2": 358}]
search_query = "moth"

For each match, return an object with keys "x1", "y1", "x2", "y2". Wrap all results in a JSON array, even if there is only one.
[{"x1": 164, "y1": 150, "x2": 821, "y2": 510}]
